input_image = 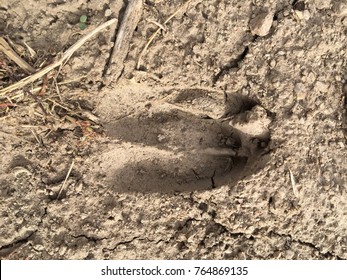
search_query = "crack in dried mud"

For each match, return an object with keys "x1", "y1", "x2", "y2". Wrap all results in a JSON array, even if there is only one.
[
  {"x1": 268, "y1": 231, "x2": 343, "y2": 260},
  {"x1": 212, "y1": 46, "x2": 250, "y2": 85},
  {"x1": 1, "y1": 0, "x2": 346, "y2": 260},
  {"x1": 176, "y1": 193, "x2": 344, "y2": 259},
  {"x1": 70, "y1": 234, "x2": 109, "y2": 243},
  {"x1": 104, "y1": 236, "x2": 142, "y2": 252},
  {"x1": 0, "y1": 207, "x2": 47, "y2": 258}
]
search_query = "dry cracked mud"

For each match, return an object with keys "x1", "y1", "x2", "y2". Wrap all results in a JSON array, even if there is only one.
[{"x1": 0, "y1": 0, "x2": 347, "y2": 259}]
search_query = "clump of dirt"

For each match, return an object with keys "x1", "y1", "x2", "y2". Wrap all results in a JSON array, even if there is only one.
[{"x1": 0, "y1": 0, "x2": 347, "y2": 260}]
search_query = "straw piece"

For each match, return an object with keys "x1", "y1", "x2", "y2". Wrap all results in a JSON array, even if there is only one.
[
  {"x1": 0, "y1": 18, "x2": 117, "y2": 96},
  {"x1": 0, "y1": 37, "x2": 36, "y2": 74},
  {"x1": 56, "y1": 160, "x2": 75, "y2": 200}
]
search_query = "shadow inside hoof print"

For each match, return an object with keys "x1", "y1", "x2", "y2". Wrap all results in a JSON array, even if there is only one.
[{"x1": 95, "y1": 85, "x2": 272, "y2": 193}]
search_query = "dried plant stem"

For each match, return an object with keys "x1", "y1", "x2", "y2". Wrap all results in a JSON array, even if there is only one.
[
  {"x1": 0, "y1": 18, "x2": 117, "y2": 96},
  {"x1": 0, "y1": 37, "x2": 36, "y2": 74},
  {"x1": 104, "y1": 0, "x2": 143, "y2": 81},
  {"x1": 56, "y1": 160, "x2": 75, "y2": 200}
]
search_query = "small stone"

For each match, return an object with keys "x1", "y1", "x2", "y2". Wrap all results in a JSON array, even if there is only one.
[
  {"x1": 316, "y1": 0, "x2": 331, "y2": 10},
  {"x1": 333, "y1": 2, "x2": 347, "y2": 16},
  {"x1": 315, "y1": 81, "x2": 329, "y2": 93},
  {"x1": 306, "y1": 72, "x2": 316, "y2": 84},
  {"x1": 75, "y1": 183, "x2": 83, "y2": 193},
  {"x1": 157, "y1": 134, "x2": 166, "y2": 142},
  {"x1": 295, "y1": 49, "x2": 304, "y2": 57},
  {"x1": 58, "y1": 246, "x2": 67, "y2": 256},
  {"x1": 285, "y1": 250, "x2": 295, "y2": 259},
  {"x1": 33, "y1": 245, "x2": 45, "y2": 252},
  {"x1": 294, "y1": 9, "x2": 310, "y2": 20},
  {"x1": 105, "y1": 9, "x2": 112, "y2": 17},
  {"x1": 293, "y1": 1, "x2": 311, "y2": 20},
  {"x1": 273, "y1": 81, "x2": 281, "y2": 88},
  {"x1": 338, "y1": 142, "x2": 345, "y2": 149},
  {"x1": 294, "y1": 83, "x2": 306, "y2": 100},
  {"x1": 250, "y1": 10, "x2": 274, "y2": 36},
  {"x1": 16, "y1": 216, "x2": 24, "y2": 224}
]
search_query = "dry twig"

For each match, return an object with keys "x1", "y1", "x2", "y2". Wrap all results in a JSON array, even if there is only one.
[{"x1": 104, "y1": 0, "x2": 143, "y2": 81}]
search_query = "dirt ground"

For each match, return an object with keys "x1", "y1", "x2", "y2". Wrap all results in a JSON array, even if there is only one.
[{"x1": 0, "y1": 0, "x2": 346, "y2": 259}]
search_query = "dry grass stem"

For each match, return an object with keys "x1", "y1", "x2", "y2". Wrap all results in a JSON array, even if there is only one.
[
  {"x1": 30, "y1": 129, "x2": 42, "y2": 145},
  {"x1": 148, "y1": 20, "x2": 166, "y2": 31},
  {"x1": 57, "y1": 75, "x2": 87, "y2": 86},
  {"x1": 57, "y1": 160, "x2": 75, "y2": 200},
  {"x1": 0, "y1": 37, "x2": 36, "y2": 74},
  {"x1": 289, "y1": 169, "x2": 299, "y2": 198},
  {"x1": 0, "y1": 18, "x2": 117, "y2": 96},
  {"x1": 23, "y1": 41, "x2": 37, "y2": 58}
]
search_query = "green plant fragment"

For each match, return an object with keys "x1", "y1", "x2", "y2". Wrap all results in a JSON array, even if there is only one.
[
  {"x1": 79, "y1": 22, "x2": 87, "y2": 30},
  {"x1": 80, "y1": 15, "x2": 88, "y2": 23}
]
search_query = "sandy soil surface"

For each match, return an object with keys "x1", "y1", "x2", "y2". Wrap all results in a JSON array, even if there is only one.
[{"x1": 0, "y1": 0, "x2": 346, "y2": 259}]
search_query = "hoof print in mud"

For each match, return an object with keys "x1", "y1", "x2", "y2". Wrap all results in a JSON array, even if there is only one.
[{"x1": 95, "y1": 86, "x2": 272, "y2": 193}]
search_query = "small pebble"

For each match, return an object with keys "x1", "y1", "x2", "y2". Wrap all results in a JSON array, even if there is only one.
[
  {"x1": 157, "y1": 134, "x2": 166, "y2": 142},
  {"x1": 333, "y1": 2, "x2": 347, "y2": 16},
  {"x1": 294, "y1": 83, "x2": 306, "y2": 100},
  {"x1": 293, "y1": 1, "x2": 310, "y2": 20},
  {"x1": 250, "y1": 10, "x2": 274, "y2": 36},
  {"x1": 316, "y1": 0, "x2": 331, "y2": 10},
  {"x1": 315, "y1": 81, "x2": 329, "y2": 93},
  {"x1": 59, "y1": 246, "x2": 67, "y2": 256},
  {"x1": 105, "y1": 9, "x2": 112, "y2": 17},
  {"x1": 307, "y1": 72, "x2": 316, "y2": 84},
  {"x1": 338, "y1": 142, "x2": 345, "y2": 149},
  {"x1": 33, "y1": 245, "x2": 45, "y2": 252}
]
